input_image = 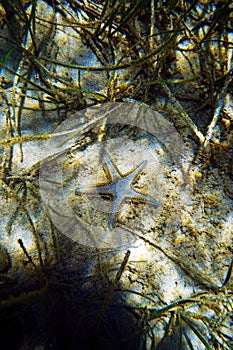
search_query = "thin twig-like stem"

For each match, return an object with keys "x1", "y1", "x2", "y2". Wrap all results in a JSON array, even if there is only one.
[
  {"x1": 161, "y1": 81, "x2": 205, "y2": 143},
  {"x1": 203, "y1": 51, "x2": 233, "y2": 148}
]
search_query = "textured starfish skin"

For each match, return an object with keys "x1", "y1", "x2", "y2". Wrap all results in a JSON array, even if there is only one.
[{"x1": 75, "y1": 155, "x2": 160, "y2": 230}]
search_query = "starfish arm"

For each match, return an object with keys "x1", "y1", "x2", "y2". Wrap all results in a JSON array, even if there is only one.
[
  {"x1": 131, "y1": 191, "x2": 161, "y2": 207},
  {"x1": 75, "y1": 186, "x2": 97, "y2": 195},
  {"x1": 103, "y1": 155, "x2": 120, "y2": 179},
  {"x1": 127, "y1": 160, "x2": 147, "y2": 180},
  {"x1": 123, "y1": 188, "x2": 160, "y2": 207},
  {"x1": 109, "y1": 195, "x2": 122, "y2": 230},
  {"x1": 75, "y1": 185, "x2": 114, "y2": 198},
  {"x1": 95, "y1": 182, "x2": 116, "y2": 195}
]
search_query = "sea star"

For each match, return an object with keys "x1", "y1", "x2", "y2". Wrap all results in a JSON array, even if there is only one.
[{"x1": 75, "y1": 154, "x2": 160, "y2": 230}]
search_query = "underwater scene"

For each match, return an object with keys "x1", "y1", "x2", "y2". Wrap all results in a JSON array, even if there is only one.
[{"x1": 0, "y1": 0, "x2": 233, "y2": 349}]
